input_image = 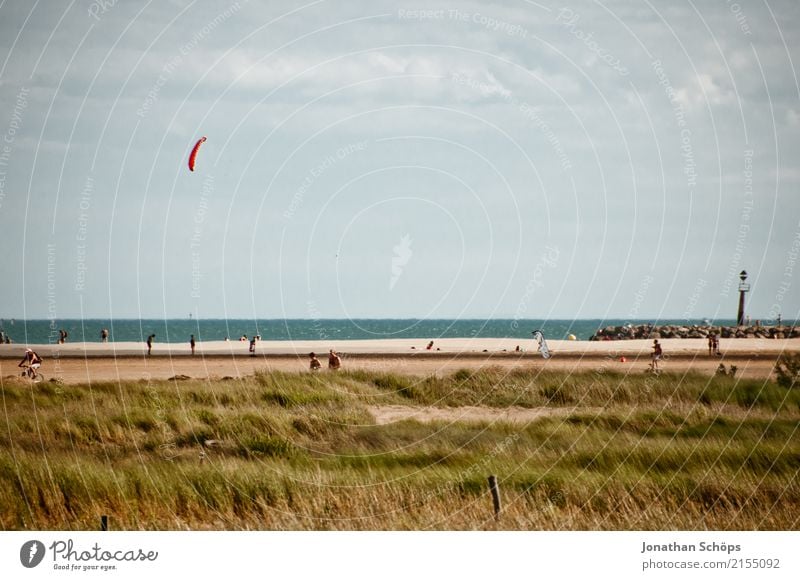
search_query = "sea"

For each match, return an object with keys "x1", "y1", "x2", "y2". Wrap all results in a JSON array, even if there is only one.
[{"x1": 0, "y1": 318, "x2": 745, "y2": 345}]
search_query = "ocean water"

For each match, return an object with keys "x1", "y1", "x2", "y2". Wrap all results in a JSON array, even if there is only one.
[{"x1": 0, "y1": 318, "x2": 742, "y2": 345}]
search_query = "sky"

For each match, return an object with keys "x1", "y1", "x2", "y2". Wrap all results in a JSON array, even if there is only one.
[{"x1": 0, "y1": 0, "x2": 798, "y2": 321}]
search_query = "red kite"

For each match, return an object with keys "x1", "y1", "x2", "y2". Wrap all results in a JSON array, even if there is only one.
[{"x1": 188, "y1": 137, "x2": 206, "y2": 172}]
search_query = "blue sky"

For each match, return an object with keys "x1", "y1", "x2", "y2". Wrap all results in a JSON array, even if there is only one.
[{"x1": 0, "y1": 0, "x2": 798, "y2": 320}]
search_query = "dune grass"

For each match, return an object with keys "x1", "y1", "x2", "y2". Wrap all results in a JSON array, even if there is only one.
[{"x1": 0, "y1": 368, "x2": 798, "y2": 530}]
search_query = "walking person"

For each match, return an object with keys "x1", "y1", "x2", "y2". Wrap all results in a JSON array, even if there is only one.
[
  {"x1": 249, "y1": 336, "x2": 256, "y2": 356},
  {"x1": 328, "y1": 349, "x2": 341, "y2": 371},
  {"x1": 146, "y1": 334, "x2": 155, "y2": 356},
  {"x1": 309, "y1": 352, "x2": 321, "y2": 371},
  {"x1": 100, "y1": 328, "x2": 109, "y2": 342},
  {"x1": 651, "y1": 339, "x2": 663, "y2": 372},
  {"x1": 190, "y1": 334, "x2": 196, "y2": 355}
]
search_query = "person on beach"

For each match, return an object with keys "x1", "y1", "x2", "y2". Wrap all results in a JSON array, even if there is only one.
[
  {"x1": 58, "y1": 329, "x2": 68, "y2": 344},
  {"x1": 249, "y1": 337, "x2": 256, "y2": 356},
  {"x1": 708, "y1": 335, "x2": 714, "y2": 356},
  {"x1": 190, "y1": 334, "x2": 196, "y2": 355},
  {"x1": 426, "y1": 340, "x2": 434, "y2": 350},
  {"x1": 18, "y1": 348, "x2": 42, "y2": 380},
  {"x1": 309, "y1": 352, "x2": 321, "y2": 371},
  {"x1": 328, "y1": 349, "x2": 341, "y2": 371},
  {"x1": 101, "y1": 328, "x2": 109, "y2": 342},
  {"x1": 146, "y1": 334, "x2": 155, "y2": 356},
  {"x1": 651, "y1": 339, "x2": 663, "y2": 371}
]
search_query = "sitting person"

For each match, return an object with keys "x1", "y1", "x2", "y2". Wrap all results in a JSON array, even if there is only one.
[{"x1": 309, "y1": 352, "x2": 321, "y2": 371}]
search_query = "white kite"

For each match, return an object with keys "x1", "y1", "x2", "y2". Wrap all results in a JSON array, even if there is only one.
[{"x1": 531, "y1": 330, "x2": 551, "y2": 359}]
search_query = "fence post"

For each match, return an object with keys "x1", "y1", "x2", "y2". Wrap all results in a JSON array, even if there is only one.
[{"x1": 487, "y1": 475, "x2": 501, "y2": 520}]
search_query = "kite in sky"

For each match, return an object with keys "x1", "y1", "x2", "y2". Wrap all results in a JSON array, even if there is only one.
[{"x1": 188, "y1": 136, "x2": 206, "y2": 172}]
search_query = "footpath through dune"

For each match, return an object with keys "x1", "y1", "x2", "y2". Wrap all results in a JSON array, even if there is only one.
[{"x1": 367, "y1": 404, "x2": 598, "y2": 425}]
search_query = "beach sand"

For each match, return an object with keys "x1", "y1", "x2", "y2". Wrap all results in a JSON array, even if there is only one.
[{"x1": 1, "y1": 338, "x2": 796, "y2": 384}]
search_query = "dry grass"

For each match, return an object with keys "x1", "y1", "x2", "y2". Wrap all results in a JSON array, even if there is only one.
[{"x1": 1, "y1": 368, "x2": 798, "y2": 530}]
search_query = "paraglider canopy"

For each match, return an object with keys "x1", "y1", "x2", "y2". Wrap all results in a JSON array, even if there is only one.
[{"x1": 188, "y1": 137, "x2": 206, "y2": 172}]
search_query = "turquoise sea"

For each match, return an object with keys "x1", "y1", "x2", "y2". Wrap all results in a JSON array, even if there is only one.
[{"x1": 0, "y1": 318, "x2": 744, "y2": 345}]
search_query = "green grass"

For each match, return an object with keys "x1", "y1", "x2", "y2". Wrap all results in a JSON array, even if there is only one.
[{"x1": 0, "y1": 368, "x2": 798, "y2": 530}]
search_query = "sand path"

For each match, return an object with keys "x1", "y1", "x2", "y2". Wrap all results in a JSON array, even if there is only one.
[
  {"x1": 0, "y1": 338, "x2": 795, "y2": 384},
  {"x1": 0, "y1": 352, "x2": 784, "y2": 384},
  {"x1": 368, "y1": 404, "x2": 599, "y2": 425}
]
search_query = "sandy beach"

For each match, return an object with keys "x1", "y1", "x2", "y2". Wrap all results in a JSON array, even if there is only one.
[{"x1": 1, "y1": 338, "x2": 796, "y2": 383}]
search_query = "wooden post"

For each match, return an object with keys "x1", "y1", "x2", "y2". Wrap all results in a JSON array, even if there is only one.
[
  {"x1": 487, "y1": 475, "x2": 501, "y2": 520},
  {"x1": 100, "y1": 515, "x2": 108, "y2": 531}
]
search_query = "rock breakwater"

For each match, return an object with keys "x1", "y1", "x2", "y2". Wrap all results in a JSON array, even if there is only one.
[{"x1": 589, "y1": 324, "x2": 799, "y2": 341}]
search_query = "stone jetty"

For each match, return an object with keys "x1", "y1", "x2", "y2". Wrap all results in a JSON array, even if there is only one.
[{"x1": 589, "y1": 324, "x2": 799, "y2": 341}]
